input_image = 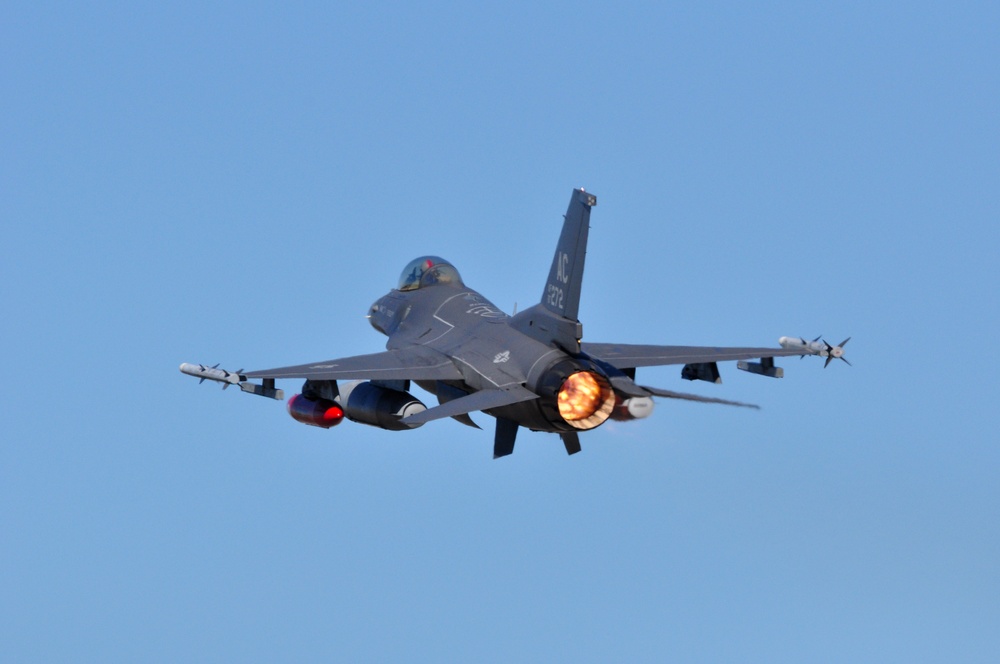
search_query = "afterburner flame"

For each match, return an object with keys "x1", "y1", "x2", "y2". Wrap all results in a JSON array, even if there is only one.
[
  {"x1": 558, "y1": 372, "x2": 602, "y2": 420},
  {"x1": 557, "y1": 371, "x2": 615, "y2": 429}
]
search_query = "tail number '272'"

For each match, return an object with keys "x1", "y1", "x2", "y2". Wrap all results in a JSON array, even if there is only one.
[
  {"x1": 547, "y1": 251, "x2": 570, "y2": 309},
  {"x1": 546, "y1": 284, "x2": 564, "y2": 309}
]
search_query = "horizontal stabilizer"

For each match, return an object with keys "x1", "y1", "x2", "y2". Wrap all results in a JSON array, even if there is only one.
[
  {"x1": 401, "y1": 384, "x2": 538, "y2": 425},
  {"x1": 641, "y1": 385, "x2": 760, "y2": 410}
]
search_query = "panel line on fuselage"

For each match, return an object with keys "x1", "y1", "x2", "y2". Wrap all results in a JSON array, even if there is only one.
[
  {"x1": 407, "y1": 291, "x2": 461, "y2": 345},
  {"x1": 524, "y1": 348, "x2": 565, "y2": 382},
  {"x1": 449, "y1": 355, "x2": 517, "y2": 388},
  {"x1": 431, "y1": 291, "x2": 509, "y2": 329}
]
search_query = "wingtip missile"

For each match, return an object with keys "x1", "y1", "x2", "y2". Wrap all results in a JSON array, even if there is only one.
[
  {"x1": 180, "y1": 362, "x2": 284, "y2": 399},
  {"x1": 779, "y1": 336, "x2": 852, "y2": 367},
  {"x1": 179, "y1": 362, "x2": 242, "y2": 386},
  {"x1": 821, "y1": 337, "x2": 851, "y2": 367},
  {"x1": 779, "y1": 336, "x2": 825, "y2": 355}
]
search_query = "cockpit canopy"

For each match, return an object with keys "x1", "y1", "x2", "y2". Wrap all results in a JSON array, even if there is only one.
[{"x1": 397, "y1": 256, "x2": 463, "y2": 291}]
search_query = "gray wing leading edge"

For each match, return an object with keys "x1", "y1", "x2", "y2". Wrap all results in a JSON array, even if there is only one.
[
  {"x1": 243, "y1": 347, "x2": 464, "y2": 382},
  {"x1": 581, "y1": 343, "x2": 810, "y2": 369}
]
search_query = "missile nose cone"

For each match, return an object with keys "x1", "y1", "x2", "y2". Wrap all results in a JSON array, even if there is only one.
[{"x1": 778, "y1": 336, "x2": 801, "y2": 349}]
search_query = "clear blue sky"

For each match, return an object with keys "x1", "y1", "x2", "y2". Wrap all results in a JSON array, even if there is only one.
[{"x1": 3, "y1": 2, "x2": 998, "y2": 662}]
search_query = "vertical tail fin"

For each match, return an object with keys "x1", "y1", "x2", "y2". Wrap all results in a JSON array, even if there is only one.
[
  {"x1": 541, "y1": 188, "x2": 596, "y2": 322},
  {"x1": 511, "y1": 188, "x2": 597, "y2": 351}
]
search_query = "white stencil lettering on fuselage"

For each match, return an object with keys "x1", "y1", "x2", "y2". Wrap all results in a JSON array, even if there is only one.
[{"x1": 462, "y1": 293, "x2": 507, "y2": 319}]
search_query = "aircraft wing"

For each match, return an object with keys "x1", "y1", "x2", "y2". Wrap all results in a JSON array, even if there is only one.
[
  {"x1": 581, "y1": 343, "x2": 808, "y2": 369},
  {"x1": 243, "y1": 347, "x2": 464, "y2": 382}
]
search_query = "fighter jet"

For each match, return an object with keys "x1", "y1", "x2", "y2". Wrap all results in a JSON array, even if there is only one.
[{"x1": 181, "y1": 189, "x2": 848, "y2": 458}]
